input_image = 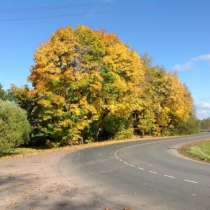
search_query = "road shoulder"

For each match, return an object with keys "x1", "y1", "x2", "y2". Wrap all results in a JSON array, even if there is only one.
[{"x1": 178, "y1": 140, "x2": 210, "y2": 164}]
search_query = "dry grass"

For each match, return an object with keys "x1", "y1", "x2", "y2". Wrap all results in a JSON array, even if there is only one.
[{"x1": 0, "y1": 135, "x2": 177, "y2": 160}]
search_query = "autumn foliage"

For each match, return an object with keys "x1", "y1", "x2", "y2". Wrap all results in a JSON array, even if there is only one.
[{"x1": 13, "y1": 25, "x2": 194, "y2": 146}]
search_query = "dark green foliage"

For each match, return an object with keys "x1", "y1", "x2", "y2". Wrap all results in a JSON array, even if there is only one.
[
  {"x1": 83, "y1": 115, "x2": 133, "y2": 142},
  {"x1": 0, "y1": 84, "x2": 8, "y2": 100},
  {"x1": 200, "y1": 118, "x2": 210, "y2": 131},
  {"x1": 0, "y1": 100, "x2": 31, "y2": 153},
  {"x1": 100, "y1": 115, "x2": 133, "y2": 140},
  {"x1": 170, "y1": 116, "x2": 200, "y2": 135},
  {"x1": 0, "y1": 84, "x2": 16, "y2": 102}
]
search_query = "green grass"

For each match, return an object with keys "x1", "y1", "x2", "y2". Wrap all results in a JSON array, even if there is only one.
[{"x1": 184, "y1": 141, "x2": 210, "y2": 162}]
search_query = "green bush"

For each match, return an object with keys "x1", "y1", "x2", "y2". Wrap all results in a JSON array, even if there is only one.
[
  {"x1": 82, "y1": 115, "x2": 133, "y2": 142},
  {"x1": 100, "y1": 115, "x2": 132, "y2": 140},
  {"x1": 170, "y1": 117, "x2": 200, "y2": 135},
  {"x1": 0, "y1": 100, "x2": 31, "y2": 153},
  {"x1": 114, "y1": 127, "x2": 134, "y2": 140}
]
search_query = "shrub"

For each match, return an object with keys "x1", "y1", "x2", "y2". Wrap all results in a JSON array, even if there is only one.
[
  {"x1": 102, "y1": 115, "x2": 132, "y2": 140},
  {"x1": 114, "y1": 128, "x2": 134, "y2": 140},
  {"x1": 170, "y1": 117, "x2": 200, "y2": 135},
  {"x1": 83, "y1": 115, "x2": 133, "y2": 141},
  {"x1": 0, "y1": 100, "x2": 31, "y2": 153}
]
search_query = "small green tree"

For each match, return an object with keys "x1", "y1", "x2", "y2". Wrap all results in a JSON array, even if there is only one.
[
  {"x1": 0, "y1": 84, "x2": 7, "y2": 100},
  {"x1": 0, "y1": 84, "x2": 16, "y2": 102},
  {"x1": 200, "y1": 118, "x2": 210, "y2": 131},
  {"x1": 0, "y1": 100, "x2": 31, "y2": 153},
  {"x1": 171, "y1": 116, "x2": 200, "y2": 135}
]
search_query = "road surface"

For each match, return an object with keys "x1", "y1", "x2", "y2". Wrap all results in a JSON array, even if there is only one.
[{"x1": 62, "y1": 134, "x2": 210, "y2": 210}]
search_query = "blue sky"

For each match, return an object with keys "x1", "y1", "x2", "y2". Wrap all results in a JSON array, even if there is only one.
[{"x1": 0, "y1": 0, "x2": 210, "y2": 118}]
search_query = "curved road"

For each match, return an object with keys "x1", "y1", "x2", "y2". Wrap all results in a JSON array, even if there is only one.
[{"x1": 62, "y1": 134, "x2": 210, "y2": 210}]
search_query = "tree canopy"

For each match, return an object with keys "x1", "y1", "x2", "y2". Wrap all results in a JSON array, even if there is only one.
[{"x1": 12, "y1": 25, "x2": 195, "y2": 146}]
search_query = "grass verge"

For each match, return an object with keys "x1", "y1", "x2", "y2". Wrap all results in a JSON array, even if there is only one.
[
  {"x1": 0, "y1": 135, "x2": 180, "y2": 160},
  {"x1": 0, "y1": 147, "x2": 45, "y2": 158},
  {"x1": 179, "y1": 140, "x2": 210, "y2": 163}
]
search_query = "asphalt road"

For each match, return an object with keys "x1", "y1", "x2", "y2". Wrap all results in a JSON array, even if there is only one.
[{"x1": 62, "y1": 134, "x2": 210, "y2": 210}]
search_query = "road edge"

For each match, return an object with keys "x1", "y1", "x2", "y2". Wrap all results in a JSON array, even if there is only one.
[{"x1": 173, "y1": 139, "x2": 210, "y2": 165}]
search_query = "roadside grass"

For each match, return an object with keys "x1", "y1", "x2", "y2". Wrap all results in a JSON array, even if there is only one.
[
  {"x1": 180, "y1": 140, "x2": 210, "y2": 163},
  {"x1": 0, "y1": 147, "x2": 42, "y2": 158},
  {"x1": 0, "y1": 135, "x2": 179, "y2": 159},
  {"x1": 0, "y1": 134, "x2": 192, "y2": 159}
]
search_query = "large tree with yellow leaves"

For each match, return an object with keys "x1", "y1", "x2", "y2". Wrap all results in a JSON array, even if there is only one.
[
  {"x1": 134, "y1": 59, "x2": 194, "y2": 136},
  {"x1": 13, "y1": 25, "x2": 195, "y2": 146},
  {"x1": 14, "y1": 26, "x2": 145, "y2": 145}
]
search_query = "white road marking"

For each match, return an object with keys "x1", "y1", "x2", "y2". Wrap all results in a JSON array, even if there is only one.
[
  {"x1": 184, "y1": 179, "x2": 199, "y2": 184},
  {"x1": 149, "y1": 170, "x2": 158, "y2": 174},
  {"x1": 164, "y1": 174, "x2": 176, "y2": 179},
  {"x1": 127, "y1": 163, "x2": 135, "y2": 168},
  {"x1": 138, "y1": 167, "x2": 145, "y2": 171},
  {"x1": 113, "y1": 140, "x2": 204, "y2": 186}
]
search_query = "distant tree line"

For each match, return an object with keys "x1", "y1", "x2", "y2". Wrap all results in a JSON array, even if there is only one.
[
  {"x1": 0, "y1": 25, "x2": 201, "y2": 151},
  {"x1": 200, "y1": 118, "x2": 210, "y2": 131}
]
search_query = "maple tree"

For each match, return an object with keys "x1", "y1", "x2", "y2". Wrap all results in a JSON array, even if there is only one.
[
  {"x1": 14, "y1": 26, "x2": 145, "y2": 145},
  {"x1": 13, "y1": 25, "x2": 195, "y2": 146},
  {"x1": 135, "y1": 59, "x2": 194, "y2": 136}
]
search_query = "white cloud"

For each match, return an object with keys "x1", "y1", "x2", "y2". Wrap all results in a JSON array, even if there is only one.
[
  {"x1": 196, "y1": 101, "x2": 210, "y2": 119},
  {"x1": 192, "y1": 54, "x2": 210, "y2": 62},
  {"x1": 173, "y1": 53, "x2": 210, "y2": 72}
]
